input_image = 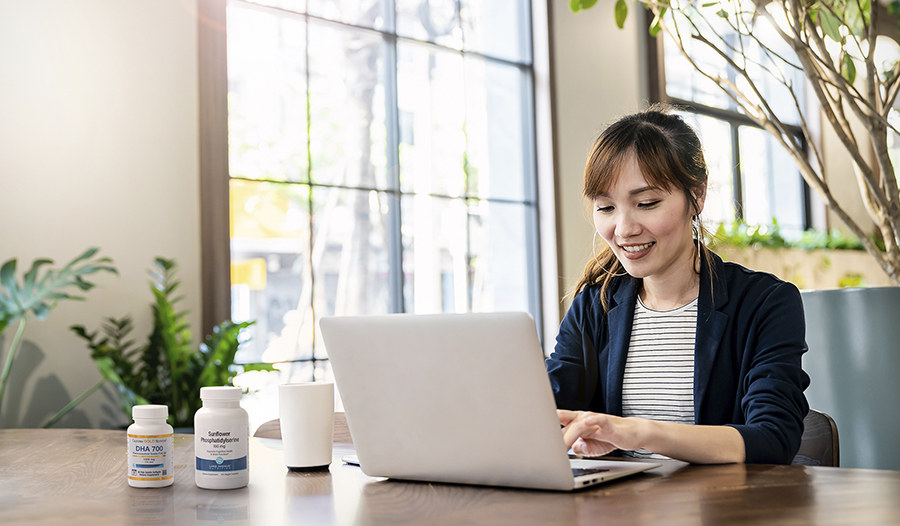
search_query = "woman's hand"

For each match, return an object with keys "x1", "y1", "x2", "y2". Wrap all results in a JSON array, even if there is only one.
[{"x1": 557, "y1": 410, "x2": 645, "y2": 457}]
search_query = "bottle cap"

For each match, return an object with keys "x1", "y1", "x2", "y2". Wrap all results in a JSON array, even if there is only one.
[
  {"x1": 200, "y1": 386, "x2": 243, "y2": 400},
  {"x1": 132, "y1": 404, "x2": 169, "y2": 420}
]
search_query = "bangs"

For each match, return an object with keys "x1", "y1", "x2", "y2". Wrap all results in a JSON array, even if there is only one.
[
  {"x1": 583, "y1": 138, "x2": 685, "y2": 200},
  {"x1": 582, "y1": 144, "x2": 630, "y2": 199}
]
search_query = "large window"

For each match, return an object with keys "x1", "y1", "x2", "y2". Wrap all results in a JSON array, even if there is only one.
[
  {"x1": 219, "y1": 0, "x2": 540, "y2": 421},
  {"x1": 659, "y1": 13, "x2": 812, "y2": 236}
]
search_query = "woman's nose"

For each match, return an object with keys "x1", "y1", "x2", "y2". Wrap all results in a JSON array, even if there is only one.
[{"x1": 615, "y1": 211, "x2": 641, "y2": 238}]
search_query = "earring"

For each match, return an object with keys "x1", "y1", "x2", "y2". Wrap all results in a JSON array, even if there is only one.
[
  {"x1": 593, "y1": 231, "x2": 628, "y2": 277},
  {"x1": 692, "y1": 215, "x2": 702, "y2": 255}
]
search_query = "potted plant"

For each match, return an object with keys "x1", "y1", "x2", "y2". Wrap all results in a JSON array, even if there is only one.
[
  {"x1": 45, "y1": 258, "x2": 273, "y2": 429},
  {"x1": 0, "y1": 248, "x2": 116, "y2": 425}
]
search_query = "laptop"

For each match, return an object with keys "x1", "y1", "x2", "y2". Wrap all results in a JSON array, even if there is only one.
[{"x1": 319, "y1": 312, "x2": 660, "y2": 491}]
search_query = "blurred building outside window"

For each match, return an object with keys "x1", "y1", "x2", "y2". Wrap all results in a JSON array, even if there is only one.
[{"x1": 224, "y1": 0, "x2": 539, "y2": 429}]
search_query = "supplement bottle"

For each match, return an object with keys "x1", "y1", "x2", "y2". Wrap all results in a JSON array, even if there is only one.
[
  {"x1": 127, "y1": 404, "x2": 174, "y2": 488},
  {"x1": 194, "y1": 386, "x2": 249, "y2": 489}
]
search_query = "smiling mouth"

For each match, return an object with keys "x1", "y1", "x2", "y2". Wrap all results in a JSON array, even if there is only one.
[{"x1": 621, "y1": 242, "x2": 655, "y2": 253}]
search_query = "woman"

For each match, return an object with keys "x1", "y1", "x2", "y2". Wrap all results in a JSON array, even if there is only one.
[{"x1": 546, "y1": 107, "x2": 809, "y2": 465}]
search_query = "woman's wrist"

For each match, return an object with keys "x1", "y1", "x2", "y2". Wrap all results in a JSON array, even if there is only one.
[{"x1": 632, "y1": 416, "x2": 659, "y2": 452}]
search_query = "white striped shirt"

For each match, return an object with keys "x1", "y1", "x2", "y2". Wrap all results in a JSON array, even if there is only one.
[{"x1": 622, "y1": 296, "x2": 698, "y2": 460}]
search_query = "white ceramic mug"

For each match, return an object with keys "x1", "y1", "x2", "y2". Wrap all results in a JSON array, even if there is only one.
[{"x1": 278, "y1": 382, "x2": 335, "y2": 470}]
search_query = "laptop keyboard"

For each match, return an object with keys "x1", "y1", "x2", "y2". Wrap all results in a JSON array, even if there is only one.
[{"x1": 572, "y1": 467, "x2": 610, "y2": 477}]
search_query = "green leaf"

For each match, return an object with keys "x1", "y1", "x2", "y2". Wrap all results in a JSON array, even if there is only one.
[
  {"x1": 615, "y1": 0, "x2": 628, "y2": 29},
  {"x1": 839, "y1": 273, "x2": 865, "y2": 288},
  {"x1": 819, "y1": 9, "x2": 842, "y2": 42},
  {"x1": 72, "y1": 277, "x2": 93, "y2": 291},
  {"x1": 860, "y1": 0, "x2": 871, "y2": 25},
  {"x1": 570, "y1": 0, "x2": 598, "y2": 12},
  {"x1": 46, "y1": 292, "x2": 73, "y2": 301},
  {"x1": 73, "y1": 247, "x2": 100, "y2": 263},
  {"x1": 23, "y1": 259, "x2": 53, "y2": 292},
  {"x1": 240, "y1": 363, "x2": 277, "y2": 373},
  {"x1": 842, "y1": 53, "x2": 857, "y2": 84},
  {"x1": 95, "y1": 356, "x2": 127, "y2": 385},
  {"x1": 0, "y1": 249, "x2": 116, "y2": 324},
  {"x1": 198, "y1": 320, "x2": 255, "y2": 388},
  {"x1": 716, "y1": 8, "x2": 729, "y2": 18},
  {"x1": 701, "y1": 1, "x2": 717, "y2": 6},
  {"x1": 31, "y1": 302, "x2": 51, "y2": 320},
  {"x1": 845, "y1": 0, "x2": 869, "y2": 36},
  {"x1": 808, "y1": 4, "x2": 819, "y2": 23},
  {"x1": 649, "y1": 6, "x2": 666, "y2": 37},
  {"x1": 154, "y1": 257, "x2": 175, "y2": 272},
  {"x1": 890, "y1": 0, "x2": 900, "y2": 16},
  {"x1": 0, "y1": 259, "x2": 18, "y2": 296}
]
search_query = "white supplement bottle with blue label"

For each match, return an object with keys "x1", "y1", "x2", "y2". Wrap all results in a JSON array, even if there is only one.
[
  {"x1": 194, "y1": 386, "x2": 249, "y2": 489},
  {"x1": 127, "y1": 405, "x2": 174, "y2": 488}
]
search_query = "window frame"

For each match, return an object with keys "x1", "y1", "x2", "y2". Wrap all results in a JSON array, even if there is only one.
[{"x1": 197, "y1": 0, "x2": 561, "y2": 355}]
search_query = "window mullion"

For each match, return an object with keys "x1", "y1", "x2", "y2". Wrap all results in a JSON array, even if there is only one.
[
  {"x1": 522, "y1": 67, "x2": 541, "y2": 339},
  {"x1": 305, "y1": 11, "x2": 319, "y2": 375},
  {"x1": 384, "y1": 31, "x2": 404, "y2": 314}
]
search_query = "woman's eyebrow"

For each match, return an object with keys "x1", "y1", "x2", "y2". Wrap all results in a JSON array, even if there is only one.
[
  {"x1": 629, "y1": 186, "x2": 658, "y2": 196},
  {"x1": 597, "y1": 186, "x2": 658, "y2": 199}
]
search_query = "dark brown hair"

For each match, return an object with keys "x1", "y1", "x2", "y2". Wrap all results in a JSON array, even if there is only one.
[{"x1": 573, "y1": 105, "x2": 715, "y2": 310}]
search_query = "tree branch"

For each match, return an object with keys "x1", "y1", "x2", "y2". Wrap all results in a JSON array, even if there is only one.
[{"x1": 777, "y1": 1, "x2": 894, "y2": 218}]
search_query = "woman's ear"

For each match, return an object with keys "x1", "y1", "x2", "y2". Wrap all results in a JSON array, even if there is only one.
[{"x1": 693, "y1": 184, "x2": 707, "y2": 215}]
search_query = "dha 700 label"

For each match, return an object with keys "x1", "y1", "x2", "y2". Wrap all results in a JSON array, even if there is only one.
[{"x1": 128, "y1": 433, "x2": 174, "y2": 482}]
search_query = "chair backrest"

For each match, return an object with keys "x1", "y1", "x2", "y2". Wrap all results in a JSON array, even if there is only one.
[{"x1": 792, "y1": 409, "x2": 839, "y2": 467}]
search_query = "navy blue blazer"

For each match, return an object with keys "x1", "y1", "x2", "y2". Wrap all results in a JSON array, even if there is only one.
[{"x1": 546, "y1": 252, "x2": 810, "y2": 464}]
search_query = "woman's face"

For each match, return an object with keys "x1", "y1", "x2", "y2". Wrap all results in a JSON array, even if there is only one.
[{"x1": 592, "y1": 155, "x2": 702, "y2": 283}]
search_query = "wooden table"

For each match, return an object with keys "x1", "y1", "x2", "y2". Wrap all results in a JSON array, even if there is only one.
[{"x1": 2, "y1": 428, "x2": 899, "y2": 525}]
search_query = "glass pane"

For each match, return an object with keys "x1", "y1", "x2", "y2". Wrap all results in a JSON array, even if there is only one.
[
  {"x1": 311, "y1": 187, "x2": 393, "y2": 357},
  {"x1": 241, "y1": 0, "x2": 306, "y2": 13},
  {"x1": 468, "y1": 200, "x2": 534, "y2": 313},
  {"x1": 396, "y1": 0, "x2": 462, "y2": 49},
  {"x1": 464, "y1": 57, "x2": 531, "y2": 201},
  {"x1": 402, "y1": 195, "x2": 469, "y2": 314},
  {"x1": 308, "y1": 0, "x2": 390, "y2": 30},
  {"x1": 227, "y1": 4, "x2": 308, "y2": 183},
  {"x1": 397, "y1": 42, "x2": 466, "y2": 196},
  {"x1": 308, "y1": 22, "x2": 389, "y2": 188},
  {"x1": 664, "y1": 16, "x2": 732, "y2": 109},
  {"x1": 235, "y1": 359, "x2": 337, "y2": 433},
  {"x1": 739, "y1": 126, "x2": 805, "y2": 234},
  {"x1": 230, "y1": 179, "x2": 314, "y2": 363},
  {"x1": 675, "y1": 111, "x2": 735, "y2": 227},
  {"x1": 461, "y1": 0, "x2": 531, "y2": 63},
  {"x1": 234, "y1": 361, "x2": 308, "y2": 433},
  {"x1": 735, "y1": 22, "x2": 803, "y2": 126},
  {"x1": 665, "y1": 13, "x2": 803, "y2": 125}
]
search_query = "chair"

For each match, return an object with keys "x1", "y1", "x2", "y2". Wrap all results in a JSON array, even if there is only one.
[
  {"x1": 254, "y1": 412, "x2": 352, "y2": 443},
  {"x1": 792, "y1": 409, "x2": 839, "y2": 467}
]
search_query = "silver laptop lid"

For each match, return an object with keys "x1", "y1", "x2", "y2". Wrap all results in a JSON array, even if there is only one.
[{"x1": 319, "y1": 312, "x2": 576, "y2": 490}]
